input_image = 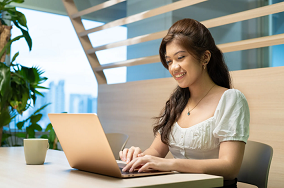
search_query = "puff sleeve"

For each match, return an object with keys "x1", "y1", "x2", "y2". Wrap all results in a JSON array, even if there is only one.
[{"x1": 213, "y1": 89, "x2": 250, "y2": 143}]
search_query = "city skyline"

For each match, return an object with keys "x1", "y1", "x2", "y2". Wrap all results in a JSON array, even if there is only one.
[{"x1": 10, "y1": 80, "x2": 98, "y2": 129}]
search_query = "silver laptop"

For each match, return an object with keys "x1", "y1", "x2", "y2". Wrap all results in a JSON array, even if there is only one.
[{"x1": 48, "y1": 113, "x2": 173, "y2": 178}]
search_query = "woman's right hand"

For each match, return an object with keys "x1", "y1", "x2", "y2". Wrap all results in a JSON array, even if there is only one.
[{"x1": 119, "y1": 146, "x2": 144, "y2": 163}]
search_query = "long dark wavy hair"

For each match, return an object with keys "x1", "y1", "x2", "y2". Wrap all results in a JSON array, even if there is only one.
[{"x1": 153, "y1": 18, "x2": 231, "y2": 145}]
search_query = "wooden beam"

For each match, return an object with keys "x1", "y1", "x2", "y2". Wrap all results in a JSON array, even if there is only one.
[
  {"x1": 94, "y1": 55, "x2": 160, "y2": 71},
  {"x1": 87, "y1": 2, "x2": 284, "y2": 54},
  {"x1": 218, "y1": 33, "x2": 284, "y2": 53},
  {"x1": 87, "y1": 30, "x2": 167, "y2": 54},
  {"x1": 94, "y1": 33, "x2": 284, "y2": 71},
  {"x1": 79, "y1": 0, "x2": 207, "y2": 37},
  {"x1": 71, "y1": 0, "x2": 126, "y2": 19},
  {"x1": 201, "y1": 1, "x2": 284, "y2": 28},
  {"x1": 62, "y1": 0, "x2": 107, "y2": 84}
]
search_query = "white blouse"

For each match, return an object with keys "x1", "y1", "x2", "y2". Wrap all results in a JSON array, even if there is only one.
[{"x1": 168, "y1": 89, "x2": 250, "y2": 159}]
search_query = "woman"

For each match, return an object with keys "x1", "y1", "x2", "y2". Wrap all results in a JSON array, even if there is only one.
[{"x1": 119, "y1": 18, "x2": 249, "y2": 188}]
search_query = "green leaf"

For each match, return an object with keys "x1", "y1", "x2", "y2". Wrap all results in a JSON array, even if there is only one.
[
  {"x1": 0, "y1": 19, "x2": 7, "y2": 25},
  {"x1": 31, "y1": 123, "x2": 42, "y2": 131},
  {"x1": 34, "y1": 90, "x2": 44, "y2": 97},
  {"x1": 5, "y1": 8, "x2": 17, "y2": 19},
  {"x1": 12, "y1": 0, "x2": 25, "y2": 3},
  {"x1": 30, "y1": 66, "x2": 46, "y2": 85},
  {"x1": 26, "y1": 126, "x2": 35, "y2": 138},
  {"x1": 2, "y1": 0, "x2": 12, "y2": 5},
  {"x1": 1, "y1": 132, "x2": 11, "y2": 142},
  {"x1": 0, "y1": 63, "x2": 11, "y2": 99},
  {"x1": 41, "y1": 134, "x2": 48, "y2": 139},
  {"x1": 13, "y1": 21, "x2": 32, "y2": 51},
  {"x1": 16, "y1": 121, "x2": 25, "y2": 130},
  {"x1": 0, "y1": 108, "x2": 15, "y2": 128},
  {"x1": 9, "y1": 101, "x2": 19, "y2": 111},
  {"x1": 35, "y1": 85, "x2": 48, "y2": 90},
  {"x1": 33, "y1": 103, "x2": 50, "y2": 115},
  {"x1": 13, "y1": 66, "x2": 48, "y2": 107},
  {"x1": 18, "y1": 65, "x2": 31, "y2": 81},
  {"x1": 11, "y1": 52, "x2": 19, "y2": 63},
  {"x1": 30, "y1": 114, "x2": 42, "y2": 124},
  {"x1": 15, "y1": 11, "x2": 27, "y2": 28},
  {"x1": 2, "y1": 0, "x2": 9, "y2": 4},
  {"x1": 16, "y1": 90, "x2": 29, "y2": 113},
  {"x1": 21, "y1": 29, "x2": 32, "y2": 51},
  {"x1": 49, "y1": 128, "x2": 55, "y2": 142},
  {"x1": 15, "y1": 132, "x2": 26, "y2": 138},
  {"x1": 45, "y1": 123, "x2": 53, "y2": 132}
]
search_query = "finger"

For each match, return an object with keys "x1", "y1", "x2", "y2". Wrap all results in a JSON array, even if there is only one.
[
  {"x1": 122, "y1": 158, "x2": 137, "y2": 172},
  {"x1": 129, "y1": 158, "x2": 146, "y2": 172},
  {"x1": 119, "y1": 151, "x2": 123, "y2": 161},
  {"x1": 122, "y1": 148, "x2": 129, "y2": 162},
  {"x1": 122, "y1": 161, "x2": 133, "y2": 172},
  {"x1": 137, "y1": 153, "x2": 145, "y2": 157},
  {"x1": 132, "y1": 148, "x2": 142, "y2": 159},
  {"x1": 126, "y1": 147, "x2": 135, "y2": 163},
  {"x1": 138, "y1": 162, "x2": 152, "y2": 172}
]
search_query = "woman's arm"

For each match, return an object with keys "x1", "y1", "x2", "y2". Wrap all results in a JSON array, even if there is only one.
[
  {"x1": 172, "y1": 141, "x2": 245, "y2": 180},
  {"x1": 123, "y1": 141, "x2": 245, "y2": 180},
  {"x1": 119, "y1": 133, "x2": 169, "y2": 163},
  {"x1": 143, "y1": 133, "x2": 169, "y2": 158}
]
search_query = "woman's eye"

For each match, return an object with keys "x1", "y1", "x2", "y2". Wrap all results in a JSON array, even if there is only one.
[
  {"x1": 166, "y1": 60, "x2": 172, "y2": 65},
  {"x1": 178, "y1": 56, "x2": 185, "y2": 60}
]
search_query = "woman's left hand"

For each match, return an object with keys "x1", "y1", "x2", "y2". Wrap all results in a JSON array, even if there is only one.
[{"x1": 122, "y1": 155, "x2": 173, "y2": 172}]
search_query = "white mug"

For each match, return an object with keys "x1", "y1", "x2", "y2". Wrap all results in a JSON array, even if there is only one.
[{"x1": 24, "y1": 138, "x2": 49, "y2": 165}]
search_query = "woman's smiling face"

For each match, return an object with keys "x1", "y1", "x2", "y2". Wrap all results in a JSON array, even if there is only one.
[{"x1": 165, "y1": 40, "x2": 204, "y2": 88}]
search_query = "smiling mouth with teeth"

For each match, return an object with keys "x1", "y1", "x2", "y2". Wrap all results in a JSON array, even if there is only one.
[{"x1": 175, "y1": 72, "x2": 186, "y2": 78}]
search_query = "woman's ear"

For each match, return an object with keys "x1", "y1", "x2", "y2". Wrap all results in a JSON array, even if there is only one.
[{"x1": 202, "y1": 50, "x2": 211, "y2": 66}]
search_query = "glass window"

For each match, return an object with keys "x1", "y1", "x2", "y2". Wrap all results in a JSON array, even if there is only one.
[{"x1": 10, "y1": 8, "x2": 127, "y2": 129}]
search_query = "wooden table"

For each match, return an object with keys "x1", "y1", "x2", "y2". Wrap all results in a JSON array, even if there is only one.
[{"x1": 0, "y1": 147, "x2": 223, "y2": 188}]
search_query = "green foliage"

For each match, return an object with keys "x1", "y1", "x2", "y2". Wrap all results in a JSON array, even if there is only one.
[
  {"x1": 1, "y1": 130, "x2": 11, "y2": 145},
  {"x1": 41, "y1": 123, "x2": 58, "y2": 149},
  {"x1": 15, "y1": 103, "x2": 48, "y2": 138},
  {"x1": 0, "y1": 108, "x2": 16, "y2": 128},
  {"x1": 0, "y1": 62, "x2": 48, "y2": 129},
  {"x1": 0, "y1": 0, "x2": 32, "y2": 52},
  {"x1": 0, "y1": 0, "x2": 54, "y2": 149},
  {"x1": 1, "y1": 104, "x2": 60, "y2": 150},
  {"x1": 0, "y1": 0, "x2": 36, "y2": 131},
  {"x1": 0, "y1": 63, "x2": 11, "y2": 113}
]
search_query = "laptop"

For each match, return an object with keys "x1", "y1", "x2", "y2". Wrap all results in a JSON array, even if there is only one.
[{"x1": 48, "y1": 113, "x2": 173, "y2": 178}]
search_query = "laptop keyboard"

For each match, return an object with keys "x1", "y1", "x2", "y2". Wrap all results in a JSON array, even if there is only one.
[{"x1": 120, "y1": 168, "x2": 141, "y2": 174}]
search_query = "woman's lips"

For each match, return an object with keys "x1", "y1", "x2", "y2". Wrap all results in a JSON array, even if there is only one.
[{"x1": 174, "y1": 72, "x2": 186, "y2": 80}]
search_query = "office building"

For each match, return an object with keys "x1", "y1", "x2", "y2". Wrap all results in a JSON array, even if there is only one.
[{"x1": 69, "y1": 94, "x2": 97, "y2": 113}]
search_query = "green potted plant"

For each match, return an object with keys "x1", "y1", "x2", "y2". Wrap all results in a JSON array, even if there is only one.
[{"x1": 0, "y1": 0, "x2": 48, "y2": 146}]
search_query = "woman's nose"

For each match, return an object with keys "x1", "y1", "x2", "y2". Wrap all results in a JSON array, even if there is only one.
[{"x1": 171, "y1": 61, "x2": 181, "y2": 70}]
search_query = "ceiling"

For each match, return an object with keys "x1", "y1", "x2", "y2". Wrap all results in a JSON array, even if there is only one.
[
  {"x1": 11, "y1": 0, "x2": 264, "y2": 24},
  {"x1": 11, "y1": 0, "x2": 127, "y2": 23}
]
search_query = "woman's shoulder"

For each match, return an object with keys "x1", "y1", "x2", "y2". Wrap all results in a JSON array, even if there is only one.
[
  {"x1": 211, "y1": 86, "x2": 229, "y2": 102},
  {"x1": 214, "y1": 87, "x2": 248, "y2": 111},
  {"x1": 221, "y1": 88, "x2": 247, "y2": 101},
  {"x1": 213, "y1": 87, "x2": 250, "y2": 125},
  {"x1": 213, "y1": 87, "x2": 248, "y2": 109}
]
